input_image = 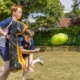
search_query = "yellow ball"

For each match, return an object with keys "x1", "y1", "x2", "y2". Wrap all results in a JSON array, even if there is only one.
[{"x1": 51, "y1": 33, "x2": 68, "y2": 45}]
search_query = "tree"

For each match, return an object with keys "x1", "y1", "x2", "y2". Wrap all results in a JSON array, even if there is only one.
[
  {"x1": 71, "y1": 0, "x2": 80, "y2": 18},
  {"x1": 35, "y1": 0, "x2": 64, "y2": 27},
  {"x1": 11, "y1": 0, "x2": 64, "y2": 27},
  {"x1": 0, "y1": 0, "x2": 13, "y2": 21},
  {"x1": 0, "y1": 0, "x2": 64, "y2": 28},
  {"x1": 70, "y1": 18, "x2": 80, "y2": 26},
  {"x1": 65, "y1": 0, "x2": 80, "y2": 26}
]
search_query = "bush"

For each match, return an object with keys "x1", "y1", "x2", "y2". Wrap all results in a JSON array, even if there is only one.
[{"x1": 34, "y1": 26, "x2": 80, "y2": 46}]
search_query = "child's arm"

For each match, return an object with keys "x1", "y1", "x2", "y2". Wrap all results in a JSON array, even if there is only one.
[
  {"x1": 0, "y1": 27, "x2": 6, "y2": 37},
  {"x1": 20, "y1": 46, "x2": 40, "y2": 54},
  {"x1": 0, "y1": 17, "x2": 12, "y2": 37},
  {"x1": 0, "y1": 27, "x2": 10, "y2": 39}
]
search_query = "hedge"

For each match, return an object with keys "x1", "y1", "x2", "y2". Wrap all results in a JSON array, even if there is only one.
[{"x1": 34, "y1": 26, "x2": 80, "y2": 46}]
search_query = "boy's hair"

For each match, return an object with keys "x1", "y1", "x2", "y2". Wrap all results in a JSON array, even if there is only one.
[
  {"x1": 24, "y1": 28, "x2": 35, "y2": 37},
  {"x1": 11, "y1": 4, "x2": 23, "y2": 14}
]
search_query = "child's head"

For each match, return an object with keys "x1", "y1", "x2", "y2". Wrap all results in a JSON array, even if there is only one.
[
  {"x1": 11, "y1": 4, "x2": 23, "y2": 20},
  {"x1": 24, "y1": 28, "x2": 35, "y2": 42}
]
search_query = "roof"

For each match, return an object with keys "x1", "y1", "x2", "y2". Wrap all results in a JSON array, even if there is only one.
[{"x1": 59, "y1": 18, "x2": 71, "y2": 27}]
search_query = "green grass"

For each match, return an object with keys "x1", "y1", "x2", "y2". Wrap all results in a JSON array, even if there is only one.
[{"x1": 1, "y1": 48, "x2": 80, "y2": 80}]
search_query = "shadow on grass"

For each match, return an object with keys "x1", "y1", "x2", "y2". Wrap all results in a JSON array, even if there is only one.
[{"x1": 27, "y1": 78, "x2": 34, "y2": 80}]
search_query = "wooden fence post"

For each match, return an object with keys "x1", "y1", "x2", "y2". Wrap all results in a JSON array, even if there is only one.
[{"x1": 78, "y1": 35, "x2": 80, "y2": 51}]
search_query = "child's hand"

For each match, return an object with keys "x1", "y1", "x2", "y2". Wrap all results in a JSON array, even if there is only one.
[
  {"x1": 29, "y1": 63, "x2": 35, "y2": 72},
  {"x1": 34, "y1": 48, "x2": 40, "y2": 52},
  {"x1": 6, "y1": 34, "x2": 10, "y2": 39}
]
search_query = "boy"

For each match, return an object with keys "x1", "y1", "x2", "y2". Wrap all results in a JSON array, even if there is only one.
[
  {"x1": 18, "y1": 28, "x2": 44, "y2": 80},
  {"x1": 0, "y1": 4, "x2": 24, "y2": 80}
]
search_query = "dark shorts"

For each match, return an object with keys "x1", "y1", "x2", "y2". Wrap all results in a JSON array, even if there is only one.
[
  {"x1": 0, "y1": 46, "x2": 9, "y2": 61},
  {"x1": 22, "y1": 54, "x2": 29, "y2": 58}
]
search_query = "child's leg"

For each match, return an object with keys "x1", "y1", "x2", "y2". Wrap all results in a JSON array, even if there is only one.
[
  {"x1": 29, "y1": 54, "x2": 44, "y2": 72},
  {"x1": 22, "y1": 68, "x2": 29, "y2": 80},
  {"x1": 29, "y1": 53, "x2": 33, "y2": 64},
  {"x1": 28, "y1": 54, "x2": 34, "y2": 72},
  {"x1": 25, "y1": 57, "x2": 29, "y2": 69},
  {"x1": 0, "y1": 61, "x2": 10, "y2": 80},
  {"x1": 31, "y1": 56, "x2": 44, "y2": 66},
  {"x1": 29, "y1": 53, "x2": 43, "y2": 66},
  {"x1": 22, "y1": 57, "x2": 29, "y2": 80},
  {"x1": 1, "y1": 70, "x2": 10, "y2": 80},
  {"x1": 0, "y1": 46, "x2": 10, "y2": 80}
]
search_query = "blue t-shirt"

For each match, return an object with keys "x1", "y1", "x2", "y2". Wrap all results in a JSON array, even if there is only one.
[
  {"x1": 0, "y1": 17, "x2": 12, "y2": 29},
  {"x1": 18, "y1": 36, "x2": 34, "y2": 50},
  {"x1": 0, "y1": 17, "x2": 13, "y2": 47}
]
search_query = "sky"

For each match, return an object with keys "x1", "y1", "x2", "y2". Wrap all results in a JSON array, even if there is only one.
[
  {"x1": 60, "y1": 0, "x2": 73, "y2": 12},
  {"x1": 28, "y1": 0, "x2": 73, "y2": 22}
]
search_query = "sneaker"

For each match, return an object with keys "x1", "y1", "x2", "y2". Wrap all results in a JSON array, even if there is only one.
[{"x1": 38, "y1": 56, "x2": 44, "y2": 66}]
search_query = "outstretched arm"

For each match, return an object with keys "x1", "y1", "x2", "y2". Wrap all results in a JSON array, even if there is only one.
[{"x1": 20, "y1": 46, "x2": 40, "y2": 54}]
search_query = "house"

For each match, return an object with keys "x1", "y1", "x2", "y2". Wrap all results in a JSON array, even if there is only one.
[
  {"x1": 57, "y1": 18, "x2": 71, "y2": 27},
  {"x1": 37, "y1": 18, "x2": 71, "y2": 31}
]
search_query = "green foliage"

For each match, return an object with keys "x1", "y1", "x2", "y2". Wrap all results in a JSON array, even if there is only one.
[
  {"x1": 70, "y1": 18, "x2": 80, "y2": 26},
  {"x1": 71, "y1": 0, "x2": 80, "y2": 17},
  {"x1": 64, "y1": 12, "x2": 74, "y2": 18},
  {"x1": 34, "y1": 26, "x2": 80, "y2": 46},
  {"x1": 64, "y1": 0, "x2": 80, "y2": 18},
  {"x1": 11, "y1": 0, "x2": 64, "y2": 27},
  {"x1": 0, "y1": 0, "x2": 64, "y2": 28},
  {"x1": 0, "y1": 0, "x2": 13, "y2": 21},
  {"x1": 36, "y1": 0, "x2": 64, "y2": 26}
]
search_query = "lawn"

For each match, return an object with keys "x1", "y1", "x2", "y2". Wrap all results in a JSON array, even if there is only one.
[{"x1": 0, "y1": 46, "x2": 80, "y2": 80}]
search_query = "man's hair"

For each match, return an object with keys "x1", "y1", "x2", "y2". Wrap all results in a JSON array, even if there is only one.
[
  {"x1": 11, "y1": 4, "x2": 23, "y2": 14},
  {"x1": 24, "y1": 28, "x2": 35, "y2": 37}
]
